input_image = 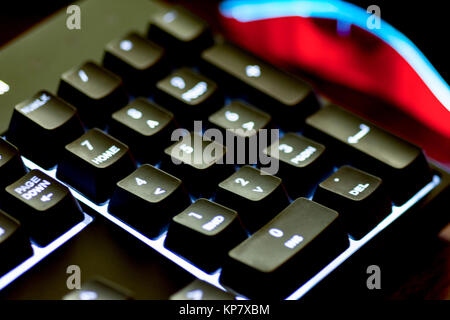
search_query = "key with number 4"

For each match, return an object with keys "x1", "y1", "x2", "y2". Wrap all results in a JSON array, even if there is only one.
[
  {"x1": 108, "y1": 164, "x2": 190, "y2": 238},
  {"x1": 216, "y1": 165, "x2": 289, "y2": 232},
  {"x1": 220, "y1": 198, "x2": 348, "y2": 298},
  {"x1": 165, "y1": 199, "x2": 247, "y2": 272},
  {"x1": 57, "y1": 129, "x2": 136, "y2": 203}
]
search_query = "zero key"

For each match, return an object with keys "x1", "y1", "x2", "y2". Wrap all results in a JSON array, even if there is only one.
[{"x1": 220, "y1": 198, "x2": 348, "y2": 299}]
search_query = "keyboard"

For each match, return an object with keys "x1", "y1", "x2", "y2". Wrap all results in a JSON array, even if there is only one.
[{"x1": 0, "y1": 0, "x2": 449, "y2": 300}]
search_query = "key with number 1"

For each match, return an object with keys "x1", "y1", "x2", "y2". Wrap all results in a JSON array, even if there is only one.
[{"x1": 165, "y1": 199, "x2": 247, "y2": 272}]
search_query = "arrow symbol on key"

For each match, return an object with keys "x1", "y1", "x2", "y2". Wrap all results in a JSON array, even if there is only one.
[
  {"x1": 40, "y1": 193, "x2": 53, "y2": 202},
  {"x1": 147, "y1": 120, "x2": 159, "y2": 129},
  {"x1": 252, "y1": 186, "x2": 263, "y2": 193},
  {"x1": 154, "y1": 187, "x2": 166, "y2": 195}
]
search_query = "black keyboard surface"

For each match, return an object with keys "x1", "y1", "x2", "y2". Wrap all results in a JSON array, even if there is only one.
[{"x1": 0, "y1": 0, "x2": 449, "y2": 300}]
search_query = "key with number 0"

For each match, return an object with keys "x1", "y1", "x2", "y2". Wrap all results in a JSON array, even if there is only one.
[{"x1": 220, "y1": 198, "x2": 348, "y2": 298}]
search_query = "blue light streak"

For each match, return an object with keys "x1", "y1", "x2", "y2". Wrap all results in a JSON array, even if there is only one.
[{"x1": 219, "y1": 0, "x2": 450, "y2": 111}]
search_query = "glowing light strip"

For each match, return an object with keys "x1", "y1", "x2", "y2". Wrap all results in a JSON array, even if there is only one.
[
  {"x1": 286, "y1": 174, "x2": 440, "y2": 300},
  {"x1": 0, "y1": 157, "x2": 439, "y2": 299},
  {"x1": 219, "y1": 0, "x2": 450, "y2": 111},
  {"x1": 0, "y1": 213, "x2": 92, "y2": 291},
  {"x1": 18, "y1": 158, "x2": 228, "y2": 294}
]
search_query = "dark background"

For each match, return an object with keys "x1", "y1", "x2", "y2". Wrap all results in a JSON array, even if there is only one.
[
  {"x1": 0, "y1": 0, "x2": 448, "y2": 299},
  {"x1": 0, "y1": 1, "x2": 447, "y2": 83}
]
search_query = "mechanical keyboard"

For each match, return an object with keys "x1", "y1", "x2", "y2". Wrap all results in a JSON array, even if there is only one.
[{"x1": 0, "y1": 0, "x2": 449, "y2": 300}]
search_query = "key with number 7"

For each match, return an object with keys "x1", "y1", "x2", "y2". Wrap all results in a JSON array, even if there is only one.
[{"x1": 57, "y1": 129, "x2": 136, "y2": 203}]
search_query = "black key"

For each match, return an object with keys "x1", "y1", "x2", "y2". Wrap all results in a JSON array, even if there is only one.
[
  {"x1": 207, "y1": 100, "x2": 272, "y2": 164},
  {"x1": 162, "y1": 132, "x2": 233, "y2": 195},
  {"x1": 4, "y1": 170, "x2": 84, "y2": 246},
  {"x1": 108, "y1": 164, "x2": 190, "y2": 238},
  {"x1": 57, "y1": 128, "x2": 136, "y2": 203},
  {"x1": 314, "y1": 166, "x2": 391, "y2": 239},
  {"x1": 63, "y1": 278, "x2": 133, "y2": 300},
  {"x1": 201, "y1": 43, "x2": 318, "y2": 129},
  {"x1": 0, "y1": 138, "x2": 26, "y2": 190},
  {"x1": 208, "y1": 100, "x2": 271, "y2": 137},
  {"x1": 263, "y1": 133, "x2": 329, "y2": 198},
  {"x1": 108, "y1": 98, "x2": 175, "y2": 163},
  {"x1": 170, "y1": 279, "x2": 235, "y2": 300},
  {"x1": 147, "y1": 5, "x2": 213, "y2": 62},
  {"x1": 215, "y1": 165, "x2": 289, "y2": 232},
  {"x1": 57, "y1": 61, "x2": 128, "y2": 127},
  {"x1": 305, "y1": 105, "x2": 432, "y2": 204},
  {"x1": 0, "y1": 209, "x2": 33, "y2": 275},
  {"x1": 103, "y1": 32, "x2": 168, "y2": 94},
  {"x1": 165, "y1": 198, "x2": 247, "y2": 272},
  {"x1": 7, "y1": 91, "x2": 84, "y2": 169},
  {"x1": 220, "y1": 198, "x2": 348, "y2": 298},
  {"x1": 155, "y1": 68, "x2": 222, "y2": 128}
]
